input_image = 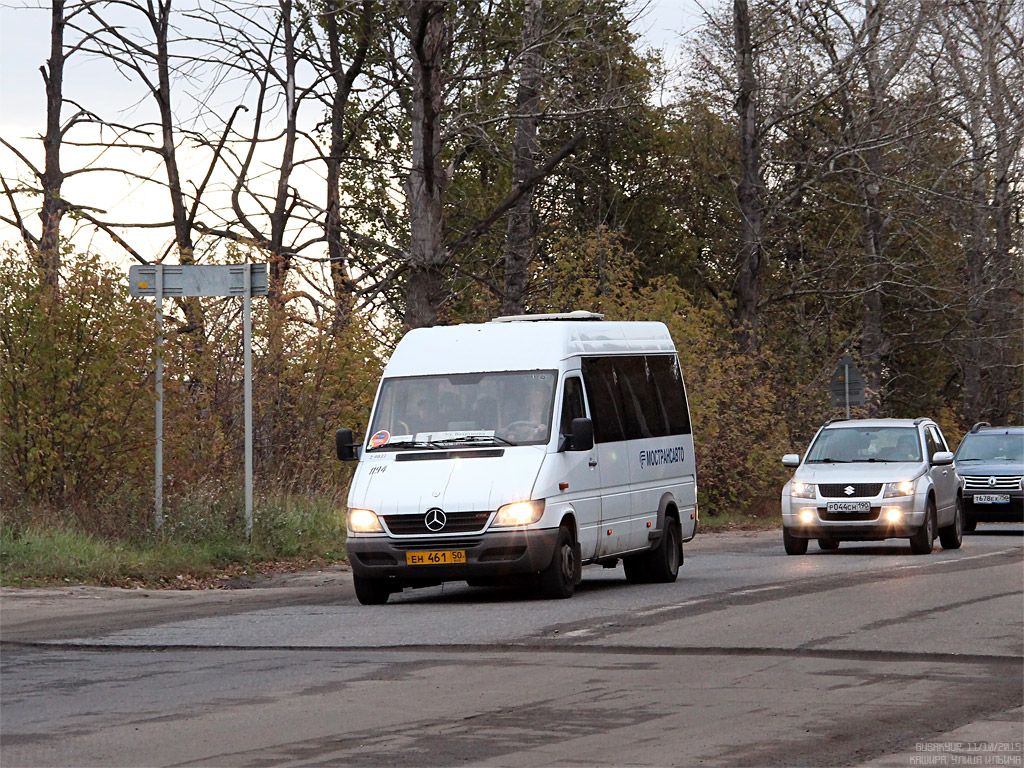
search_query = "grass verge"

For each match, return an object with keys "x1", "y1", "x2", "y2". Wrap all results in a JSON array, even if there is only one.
[
  {"x1": 1, "y1": 493, "x2": 348, "y2": 588},
  {"x1": 698, "y1": 512, "x2": 779, "y2": 532}
]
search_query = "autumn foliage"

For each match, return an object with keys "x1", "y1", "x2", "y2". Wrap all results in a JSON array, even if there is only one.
[{"x1": 1, "y1": 247, "x2": 381, "y2": 539}]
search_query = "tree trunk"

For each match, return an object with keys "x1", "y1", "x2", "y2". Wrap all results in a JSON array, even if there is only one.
[
  {"x1": 502, "y1": 0, "x2": 543, "y2": 317},
  {"x1": 38, "y1": 0, "x2": 68, "y2": 287},
  {"x1": 962, "y1": 123, "x2": 988, "y2": 417},
  {"x1": 325, "y1": 0, "x2": 373, "y2": 331},
  {"x1": 731, "y1": 0, "x2": 765, "y2": 351},
  {"x1": 151, "y1": 0, "x2": 205, "y2": 344},
  {"x1": 859, "y1": 160, "x2": 886, "y2": 416},
  {"x1": 403, "y1": 0, "x2": 449, "y2": 329}
]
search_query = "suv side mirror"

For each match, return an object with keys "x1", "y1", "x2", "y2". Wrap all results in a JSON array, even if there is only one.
[
  {"x1": 565, "y1": 417, "x2": 594, "y2": 452},
  {"x1": 336, "y1": 428, "x2": 358, "y2": 462},
  {"x1": 931, "y1": 450, "x2": 954, "y2": 466},
  {"x1": 782, "y1": 454, "x2": 800, "y2": 468}
]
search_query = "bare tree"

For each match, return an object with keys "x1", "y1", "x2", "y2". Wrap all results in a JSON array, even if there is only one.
[
  {"x1": 933, "y1": 0, "x2": 1024, "y2": 419},
  {"x1": 0, "y1": 0, "x2": 101, "y2": 286},
  {"x1": 322, "y1": 0, "x2": 375, "y2": 330},
  {"x1": 502, "y1": 0, "x2": 543, "y2": 316},
  {"x1": 732, "y1": 0, "x2": 765, "y2": 350},
  {"x1": 402, "y1": 0, "x2": 449, "y2": 329}
]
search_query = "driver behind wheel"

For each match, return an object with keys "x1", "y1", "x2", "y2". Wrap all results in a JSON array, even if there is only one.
[{"x1": 501, "y1": 381, "x2": 549, "y2": 443}]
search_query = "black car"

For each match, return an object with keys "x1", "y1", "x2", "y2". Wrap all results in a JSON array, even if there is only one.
[{"x1": 954, "y1": 423, "x2": 1024, "y2": 530}]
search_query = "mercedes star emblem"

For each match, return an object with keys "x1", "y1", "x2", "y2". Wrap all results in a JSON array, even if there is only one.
[{"x1": 424, "y1": 507, "x2": 447, "y2": 532}]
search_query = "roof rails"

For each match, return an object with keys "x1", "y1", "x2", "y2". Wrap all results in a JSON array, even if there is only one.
[
  {"x1": 823, "y1": 418, "x2": 848, "y2": 426},
  {"x1": 970, "y1": 421, "x2": 992, "y2": 433},
  {"x1": 490, "y1": 310, "x2": 605, "y2": 323}
]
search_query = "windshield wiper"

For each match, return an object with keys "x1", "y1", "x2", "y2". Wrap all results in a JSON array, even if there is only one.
[
  {"x1": 435, "y1": 435, "x2": 516, "y2": 447},
  {"x1": 806, "y1": 457, "x2": 843, "y2": 463},
  {"x1": 368, "y1": 439, "x2": 443, "y2": 452}
]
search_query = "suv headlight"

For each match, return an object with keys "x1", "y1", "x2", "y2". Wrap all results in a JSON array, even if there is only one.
[
  {"x1": 791, "y1": 482, "x2": 816, "y2": 499},
  {"x1": 884, "y1": 478, "x2": 917, "y2": 498},
  {"x1": 348, "y1": 508, "x2": 384, "y2": 533},
  {"x1": 493, "y1": 500, "x2": 545, "y2": 527}
]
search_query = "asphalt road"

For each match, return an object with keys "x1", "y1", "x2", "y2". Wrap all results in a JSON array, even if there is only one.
[{"x1": 2, "y1": 527, "x2": 1022, "y2": 768}]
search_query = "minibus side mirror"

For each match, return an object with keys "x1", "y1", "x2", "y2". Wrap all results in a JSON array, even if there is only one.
[
  {"x1": 336, "y1": 428, "x2": 359, "y2": 462},
  {"x1": 782, "y1": 454, "x2": 800, "y2": 468},
  {"x1": 566, "y1": 417, "x2": 594, "y2": 452}
]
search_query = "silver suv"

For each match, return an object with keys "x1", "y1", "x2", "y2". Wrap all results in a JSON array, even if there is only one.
[{"x1": 781, "y1": 418, "x2": 963, "y2": 555}]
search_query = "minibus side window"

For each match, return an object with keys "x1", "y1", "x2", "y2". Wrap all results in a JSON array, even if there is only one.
[
  {"x1": 617, "y1": 356, "x2": 669, "y2": 438},
  {"x1": 560, "y1": 376, "x2": 586, "y2": 436},
  {"x1": 581, "y1": 357, "x2": 626, "y2": 443},
  {"x1": 648, "y1": 355, "x2": 691, "y2": 436}
]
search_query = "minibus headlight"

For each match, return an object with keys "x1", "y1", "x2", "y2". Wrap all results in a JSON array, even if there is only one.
[
  {"x1": 348, "y1": 508, "x2": 384, "y2": 533},
  {"x1": 791, "y1": 482, "x2": 816, "y2": 499},
  {"x1": 883, "y1": 479, "x2": 917, "y2": 498},
  {"x1": 493, "y1": 500, "x2": 545, "y2": 527}
]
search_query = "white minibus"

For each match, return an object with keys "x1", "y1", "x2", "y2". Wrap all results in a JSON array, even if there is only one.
[{"x1": 336, "y1": 311, "x2": 698, "y2": 604}]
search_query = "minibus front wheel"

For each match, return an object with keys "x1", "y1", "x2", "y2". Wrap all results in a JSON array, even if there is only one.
[
  {"x1": 537, "y1": 526, "x2": 578, "y2": 600},
  {"x1": 353, "y1": 575, "x2": 392, "y2": 605}
]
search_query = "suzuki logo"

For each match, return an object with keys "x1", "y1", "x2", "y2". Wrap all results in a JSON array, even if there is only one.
[
  {"x1": 424, "y1": 508, "x2": 447, "y2": 532},
  {"x1": 844, "y1": 485, "x2": 855, "y2": 496}
]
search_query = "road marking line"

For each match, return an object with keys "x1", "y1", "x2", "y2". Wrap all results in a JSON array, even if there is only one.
[
  {"x1": 636, "y1": 599, "x2": 707, "y2": 617},
  {"x1": 732, "y1": 585, "x2": 783, "y2": 596},
  {"x1": 896, "y1": 547, "x2": 1018, "y2": 572},
  {"x1": 559, "y1": 628, "x2": 594, "y2": 638}
]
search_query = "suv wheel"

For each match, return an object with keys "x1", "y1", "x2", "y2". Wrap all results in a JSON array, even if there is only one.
[
  {"x1": 783, "y1": 528, "x2": 808, "y2": 555},
  {"x1": 938, "y1": 497, "x2": 964, "y2": 550},
  {"x1": 962, "y1": 502, "x2": 978, "y2": 532},
  {"x1": 909, "y1": 500, "x2": 936, "y2": 555}
]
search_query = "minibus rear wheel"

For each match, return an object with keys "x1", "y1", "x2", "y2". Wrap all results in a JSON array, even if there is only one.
[
  {"x1": 353, "y1": 575, "x2": 391, "y2": 605},
  {"x1": 646, "y1": 516, "x2": 681, "y2": 583},
  {"x1": 537, "y1": 526, "x2": 577, "y2": 599}
]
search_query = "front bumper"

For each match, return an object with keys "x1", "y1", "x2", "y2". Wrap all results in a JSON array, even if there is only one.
[
  {"x1": 781, "y1": 494, "x2": 926, "y2": 541},
  {"x1": 962, "y1": 491, "x2": 1024, "y2": 523},
  {"x1": 346, "y1": 527, "x2": 559, "y2": 583}
]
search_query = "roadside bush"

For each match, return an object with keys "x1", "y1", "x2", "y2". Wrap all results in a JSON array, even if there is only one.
[
  {"x1": 1, "y1": 244, "x2": 382, "y2": 555},
  {"x1": 0, "y1": 248, "x2": 153, "y2": 528}
]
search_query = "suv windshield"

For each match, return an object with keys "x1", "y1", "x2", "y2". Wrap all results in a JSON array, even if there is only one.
[
  {"x1": 805, "y1": 426, "x2": 922, "y2": 463},
  {"x1": 956, "y1": 433, "x2": 1024, "y2": 463},
  {"x1": 366, "y1": 370, "x2": 556, "y2": 449}
]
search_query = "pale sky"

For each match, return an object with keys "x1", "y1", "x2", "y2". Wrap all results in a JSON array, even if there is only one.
[{"x1": 0, "y1": 1, "x2": 706, "y2": 260}]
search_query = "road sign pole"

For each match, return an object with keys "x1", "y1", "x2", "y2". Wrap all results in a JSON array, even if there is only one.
[
  {"x1": 155, "y1": 265, "x2": 164, "y2": 532},
  {"x1": 129, "y1": 263, "x2": 267, "y2": 538},
  {"x1": 243, "y1": 265, "x2": 253, "y2": 540},
  {"x1": 845, "y1": 362, "x2": 850, "y2": 419}
]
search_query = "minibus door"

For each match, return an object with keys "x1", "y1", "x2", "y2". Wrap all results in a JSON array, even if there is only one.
[{"x1": 556, "y1": 375, "x2": 602, "y2": 561}]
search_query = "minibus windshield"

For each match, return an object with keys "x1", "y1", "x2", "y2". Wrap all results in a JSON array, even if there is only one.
[{"x1": 366, "y1": 370, "x2": 557, "y2": 449}]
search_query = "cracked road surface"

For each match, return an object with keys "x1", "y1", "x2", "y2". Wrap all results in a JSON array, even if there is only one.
[{"x1": 2, "y1": 528, "x2": 1022, "y2": 767}]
